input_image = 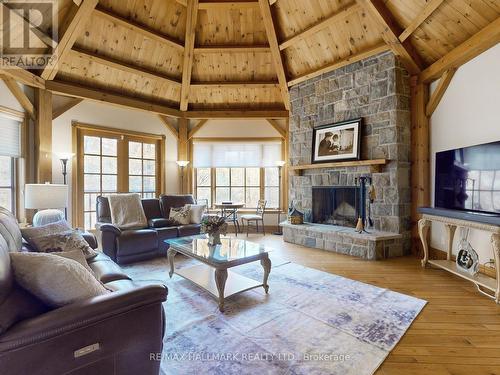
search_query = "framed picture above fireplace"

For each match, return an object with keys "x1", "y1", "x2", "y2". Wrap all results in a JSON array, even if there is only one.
[{"x1": 311, "y1": 118, "x2": 361, "y2": 163}]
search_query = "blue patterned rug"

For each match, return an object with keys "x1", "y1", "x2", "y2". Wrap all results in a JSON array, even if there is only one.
[{"x1": 123, "y1": 254, "x2": 426, "y2": 375}]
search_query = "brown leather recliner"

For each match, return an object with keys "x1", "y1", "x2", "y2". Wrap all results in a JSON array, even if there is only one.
[
  {"x1": 0, "y1": 211, "x2": 168, "y2": 375},
  {"x1": 96, "y1": 194, "x2": 201, "y2": 265}
]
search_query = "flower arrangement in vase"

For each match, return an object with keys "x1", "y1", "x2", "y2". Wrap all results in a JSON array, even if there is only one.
[{"x1": 201, "y1": 215, "x2": 228, "y2": 245}]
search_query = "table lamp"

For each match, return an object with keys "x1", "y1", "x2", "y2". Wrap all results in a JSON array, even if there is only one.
[{"x1": 25, "y1": 184, "x2": 69, "y2": 226}]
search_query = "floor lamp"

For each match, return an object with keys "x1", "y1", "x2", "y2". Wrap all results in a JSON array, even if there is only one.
[
  {"x1": 176, "y1": 160, "x2": 189, "y2": 194},
  {"x1": 273, "y1": 161, "x2": 286, "y2": 235},
  {"x1": 57, "y1": 153, "x2": 74, "y2": 219}
]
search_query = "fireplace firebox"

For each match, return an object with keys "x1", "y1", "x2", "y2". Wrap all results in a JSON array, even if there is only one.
[{"x1": 312, "y1": 186, "x2": 359, "y2": 227}]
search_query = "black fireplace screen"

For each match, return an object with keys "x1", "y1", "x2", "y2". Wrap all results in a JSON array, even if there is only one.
[{"x1": 312, "y1": 186, "x2": 359, "y2": 227}]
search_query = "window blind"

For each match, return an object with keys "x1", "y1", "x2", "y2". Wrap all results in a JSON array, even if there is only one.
[
  {"x1": 193, "y1": 141, "x2": 282, "y2": 168},
  {"x1": 0, "y1": 115, "x2": 21, "y2": 157}
]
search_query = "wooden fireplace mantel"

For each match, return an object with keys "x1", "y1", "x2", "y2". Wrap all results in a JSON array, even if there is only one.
[{"x1": 289, "y1": 159, "x2": 387, "y2": 175}]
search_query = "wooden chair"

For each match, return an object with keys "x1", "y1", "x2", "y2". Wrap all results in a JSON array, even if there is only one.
[{"x1": 240, "y1": 200, "x2": 267, "y2": 236}]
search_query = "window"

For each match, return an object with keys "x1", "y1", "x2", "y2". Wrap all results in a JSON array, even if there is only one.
[
  {"x1": 0, "y1": 156, "x2": 15, "y2": 212},
  {"x1": 75, "y1": 125, "x2": 164, "y2": 230},
  {"x1": 195, "y1": 167, "x2": 280, "y2": 209}
]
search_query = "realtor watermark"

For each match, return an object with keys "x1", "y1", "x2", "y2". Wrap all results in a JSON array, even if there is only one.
[
  {"x1": 150, "y1": 352, "x2": 351, "y2": 363},
  {"x1": 1, "y1": 0, "x2": 58, "y2": 69}
]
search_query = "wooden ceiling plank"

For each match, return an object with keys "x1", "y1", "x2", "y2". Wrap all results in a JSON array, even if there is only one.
[
  {"x1": 185, "y1": 110, "x2": 289, "y2": 119},
  {"x1": 194, "y1": 45, "x2": 271, "y2": 53},
  {"x1": 191, "y1": 81, "x2": 278, "y2": 88},
  {"x1": 93, "y1": 6, "x2": 184, "y2": 51},
  {"x1": 266, "y1": 119, "x2": 286, "y2": 138},
  {"x1": 158, "y1": 115, "x2": 179, "y2": 139},
  {"x1": 258, "y1": 0, "x2": 290, "y2": 110},
  {"x1": 52, "y1": 98, "x2": 83, "y2": 120},
  {"x1": 46, "y1": 80, "x2": 182, "y2": 118},
  {"x1": 180, "y1": 0, "x2": 200, "y2": 111},
  {"x1": 188, "y1": 119, "x2": 209, "y2": 139},
  {"x1": 199, "y1": 1, "x2": 258, "y2": 9},
  {"x1": 1, "y1": 76, "x2": 35, "y2": 118},
  {"x1": 279, "y1": 4, "x2": 362, "y2": 51},
  {"x1": 288, "y1": 43, "x2": 390, "y2": 87},
  {"x1": 425, "y1": 68, "x2": 456, "y2": 117},
  {"x1": 358, "y1": 0, "x2": 424, "y2": 74},
  {"x1": 41, "y1": 0, "x2": 99, "y2": 80},
  {"x1": 70, "y1": 48, "x2": 182, "y2": 87},
  {"x1": 420, "y1": 16, "x2": 500, "y2": 83},
  {"x1": 399, "y1": 0, "x2": 445, "y2": 42}
]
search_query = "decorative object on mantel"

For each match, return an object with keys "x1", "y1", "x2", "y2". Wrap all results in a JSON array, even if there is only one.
[
  {"x1": 311, "y1": 118, "x2": 361, "y2": 163},
  {"x1": 418, "y1": 208, "x2": 500, "y2": 304},
  {"x1": 288, "y1": 205, "x2": 304, "y2": 225},
  {"x1": 200, "y1": 215, "x2": 227, "y2": 245},
  {"x1": 456, "y1": 228, "x2": 479, "y2": 275}
]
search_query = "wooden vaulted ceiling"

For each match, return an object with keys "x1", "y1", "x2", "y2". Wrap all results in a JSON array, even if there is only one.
[{"x1": 10, "y1": 0, "x2": 500, "y2": 115}]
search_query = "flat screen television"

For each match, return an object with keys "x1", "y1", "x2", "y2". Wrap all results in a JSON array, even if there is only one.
[{"x1": 435, "y1": 141, "x2": 500, "y2": 215}]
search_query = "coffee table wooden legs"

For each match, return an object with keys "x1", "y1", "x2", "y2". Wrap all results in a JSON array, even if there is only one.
[
  {"x1": 261, "y1": 256, "x2": 271, "y2": 294},
  {"x1": 168, "y1": 248, "x2": 177, "y2": 278},
  {"x1": 215, "y1": 269, "x2": 228, "y2": 312}
]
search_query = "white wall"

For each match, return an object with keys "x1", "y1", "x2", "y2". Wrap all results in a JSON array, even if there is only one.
[
  {"x1": 52, "y1": 99, "x2": 179, "y2": 223},
  {"x1": 430, "y1": 43, "x2": 500, "y2": 262}
]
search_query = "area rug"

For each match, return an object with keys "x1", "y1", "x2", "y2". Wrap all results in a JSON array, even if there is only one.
[{"x1": 123, "y1": 254, "x2": 426, "y2": 375}]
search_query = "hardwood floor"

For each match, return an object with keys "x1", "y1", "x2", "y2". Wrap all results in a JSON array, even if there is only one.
[{"x1": 234, "y1": 232, "x2": 500, "y2": 375}]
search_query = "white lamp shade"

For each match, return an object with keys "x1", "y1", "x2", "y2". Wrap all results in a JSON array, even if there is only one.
[
  {"x1": 276, "y1": 160, "x2": 286, "y2": 167},
  {"x1": 176, "y1": 160, "x2": 190, "y2": 167},
  {"x1": 25, "y1": 184, "x2": 68, "y2": 209}
]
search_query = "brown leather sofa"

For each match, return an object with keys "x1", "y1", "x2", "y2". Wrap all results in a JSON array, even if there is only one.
[
  {"x1": 96, "y1": 194, "x2": 201, "y2": 264},
  {"x1": 0, "y1": 211, "x2": 168, "y2": 375}
]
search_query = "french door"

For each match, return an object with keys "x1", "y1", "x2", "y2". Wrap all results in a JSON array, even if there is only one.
[{"x1": 73, "y1": 124, "x2": 164, "y2": 230}]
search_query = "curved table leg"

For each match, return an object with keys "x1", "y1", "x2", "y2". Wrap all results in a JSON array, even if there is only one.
[
  {"x1": 491, "y1": 233, "x2": 500, "y2": 304},
  {"x1": 261, "y1": 256, "x2": 272, "y2": 294},
  {"x1": 418, "y1": 219, "x2": 431, "y2": 268},
  {"x1": 215, "y1": 268, "x2": 228, "y2": 312},
  {"x1": 167, "y1": 248, "x2": 177, "y2": 278}
]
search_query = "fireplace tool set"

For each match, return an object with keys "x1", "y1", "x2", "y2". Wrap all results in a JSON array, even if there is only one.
[{"x1": 354, "y1": 177, "x2": 376, "y2": 233}]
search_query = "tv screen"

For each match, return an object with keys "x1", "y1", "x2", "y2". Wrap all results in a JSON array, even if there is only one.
[{"x1": 435, "y1": 141, "x2": 500, "y2": 215}]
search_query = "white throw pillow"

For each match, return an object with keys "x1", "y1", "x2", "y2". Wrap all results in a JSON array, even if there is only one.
[
  {"x1": 108, "y1": 193, "x2": 148, "y2": 230},
  {"x1": 169, "y1": 206, "x2": 191, "y2": 225},
  {"x1": 10, "y1": 252, "x2": 109, "y2": 308},
  {"x1": 187, "y1": 204, "x2": 206, "y2": 224}
]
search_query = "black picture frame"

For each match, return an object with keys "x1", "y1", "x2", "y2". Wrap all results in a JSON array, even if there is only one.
[{"x1": 311, "y1": 118, "x2": 362, "y2": 164}]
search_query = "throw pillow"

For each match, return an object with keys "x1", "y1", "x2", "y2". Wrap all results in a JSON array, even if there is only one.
[
  {"x1": 169, "y1": 206, "x2": 191, "y2": 225},
  {"x1": 0, "y1": 207, "x2": 22, "y2": 251},
  {"x1": 186, "y1": 204, "x2": 206, "y2": 224},
  {"x1": 9, "y1": 252, "x2": 109, "y2": 308},
  {"x1": 108, "y1": 193, "x2": 148, "y2": 230},
  {"x1": 21, "y1": 221, "x2": 98, "y2": 260},
  {"x1": 54, "y1": 249, "x2": 95, "y2": 274}
]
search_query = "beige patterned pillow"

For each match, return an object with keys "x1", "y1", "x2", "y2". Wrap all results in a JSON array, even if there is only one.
[
  {"x1": 10, "y1": 252, "x2": 109, "y2": 308},
  {"x1": 169, "y1": 206, "x2": 191, "y2": 225}
]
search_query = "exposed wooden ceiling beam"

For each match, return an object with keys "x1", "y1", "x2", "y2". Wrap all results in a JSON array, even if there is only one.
[
  {"x1": 399, "y1": 0, "x2": 445, "y2": 42},
  {"x1": 0, "y1": 66, "x2": 45, "y2": 89},
  {"x1": 425, "y1": 68, "x2": 456, "y2": 117},
  {"x1": 1, "y1": 75, "x2": 35, "y2": 118},
  {"x1": 269, "y1": 0, "x2": 277, "y2": 5},
  {"x1": 358, "y1": 0, "x2": 424, "y2": 74},
  {"x1": 70, "y1": 48, "x2": 181, "y2": 87},
  {"x1": 266, "y1": 119, "x2": 286, "y2": 138},
  {"x1": 41, "y1": 0, "x2": 98, "y2": 80},
  {"x1": 420, "y1": 16, "x2": 500, "y2": 83},
  {"x1": 190, "y1": 81, "x2": 279, "y2": 88},
  {"x1": 259, "y1": 0, "x2": 290, "y2": 110},
  {"x1": 194, "y1": 45, "x2": 270, "y2": 53},
  {"x1": 288, "y1": 43, "x2": 390, "y2": 87},
  {"x1": 158, "y1": 115, "x2": 179, "y2": 139},
  {"x1": 180, "y1": 0, "x2": 199, "y2": 111},
  {"x1": 46, "y1": 80, "x2": 182, "y2": 118},
  {"x1": 93, "y1": 6, "x2": 184, "y2": 51},
  {"x1": 279, "y1": 4, "x2": 361, "y2": 51},
  {"x1": 185, "y1": 110, "x2": 289, "y2": 119},
  {"x1": 188, "y1": 119, "x2": 209, "y2": 139},
  {"x1": 177, "y1": 0, "x2": 259, "y2": 8},
  {"x1": 52, "y1": 98, "x2": 83, "y2": 120}
]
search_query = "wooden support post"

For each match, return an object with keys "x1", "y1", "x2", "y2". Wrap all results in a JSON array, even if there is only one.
[
  {"x1": 410, "y1": 76, "x2": 430, "y2": 256},
  {"x1": 34, "y1": 89, "x2": 53, "y2": 183},
  {"x1": 178, "y1": 118, "x2": 189, "y2": 194}
]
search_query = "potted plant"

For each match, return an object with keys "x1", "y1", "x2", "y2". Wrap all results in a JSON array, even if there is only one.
[{"x1": 201, "y1": 215, "x2": 228, "y2": 245}]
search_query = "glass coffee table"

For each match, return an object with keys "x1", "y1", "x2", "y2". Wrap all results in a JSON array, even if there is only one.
[{"x1": 165, "y1": 235, "x2": 272, "y2": 312}]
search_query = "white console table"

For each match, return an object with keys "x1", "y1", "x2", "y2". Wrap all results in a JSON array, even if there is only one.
[{"x1": 418, "y1": 214, "x2": 500, "y2": 304}]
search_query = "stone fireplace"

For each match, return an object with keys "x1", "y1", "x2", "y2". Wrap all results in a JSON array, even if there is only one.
[
  {"x1": 312, "y1": 186, "x2": 359, "y2": 227},
  {"x1": 283, "y1": 51, "x2": 412, "y2": 259}
]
